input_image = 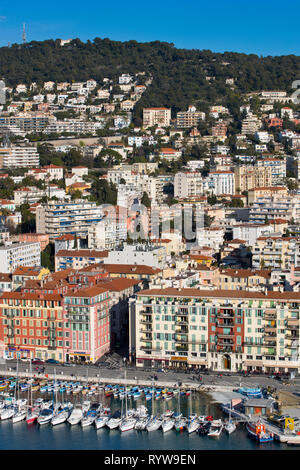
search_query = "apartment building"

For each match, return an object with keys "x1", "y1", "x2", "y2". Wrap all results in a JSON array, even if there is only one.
[
  {"x1": 106, "y1": 243, "x2": 166, "y2": 270},
  {"x1": 234, "y1": 166, "x2": 272, "y2": 192},
  {"x1": 232, "y1": 223, "x2": 272, "y2": 246},
  {"x1": 206, "y1": 171, "x2": 235, "y2": 195},
  {"x1": 36, "y1": 200, "x2": 103, "y2": 240},
  {"x1": 43, "y1": 120, "x2": 103, "y2": 135},
  {"x1": 14, "y1": 186, "x2": 66, "y2": 205},
  {"x1": 0, "y1": 292, "x2": 65, "y2": 361},
  {"x1": 64, "y1": 285, "x2": 111, "y2": 363},
  {"x1": 130, "y1": 288, "x2": 300, "y2": 373},
  {"x1": 256, "y1": 158, "x2": 286, "y2": 185},
  {"x1": 55, "y1": 249, "x2": 109, "y2": 271},
  {"x1": 241, "y1": 114, "x2": 261, "y2": 135},
  {"x1": 0, "y1": 242, "x2": 41, "y2": 273},
  {"x1": 176, "y1": 106, "x2": 205, "y2": 128},
  {"x1": 143, "y1": 108, "x2": 171, "y2": 128},
  {"x1": 217, "y1": 268, "x2": 271, "y2": 291},
  {"x1": 247, "y1": 187, "x2": 288, "y2": 204},
  {"x1": 249, "y1": 195, "x2": 300, "y2": 224},
  {"x1": 88, "y1": 207, "x2": 127, "y2": 250},
  {"x1": 0, "y1": 145, "x2": 39, "y2": 168},
  {"x1": 0, "y1": 114, "x2": 54, "y2": 132},
  {"x1": 196, "y1": 227, "x2": 225, "y2": 251},
  {"x1": 174, "y1": 172, "x2": 204, "y2": 198},
  {"x1": 252, "y1": 236, "x2": 300, "y2": 270}
]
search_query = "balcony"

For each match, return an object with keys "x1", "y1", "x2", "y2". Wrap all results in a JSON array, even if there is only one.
[
  {"x1": 175, "y1": 326, "x2": 188, "y2": 333},
  {"x1": 140, "y1": 328, "x2": 153, "y2": 334},
  {"x1": 286, "y1": 319, "x2": 299, "y2": 328},
  {"x1": 140, "y1": 345, "x2": 152, "y2": 351},
  {"x1": 140, "y1": 335, "x2": 152, "y2": 342},
  {"x1": 175, "y1": 318, "x2": 188, "y2": 325},
  {"x1": 217, "y1": 333, "x2": 234, "y2": 338},
  {"x1": 217, "y1": 309, "x2": 234, "y2": 318},
  {"x1": 175, "y1": 334, "x2": 188, "y2": 343},
  {"x1": 262, "y1": 340, "x2": 277, "y2": 346},
  {"x1": 140, "y1": 319, "x2": 152, "y2": 325},
  {"x1": 175, "y1": 345, "x2": 188, "y2": 352}
]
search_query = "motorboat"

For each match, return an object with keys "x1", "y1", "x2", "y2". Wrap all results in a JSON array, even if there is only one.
[
  {"x1": 135, "y1": 416, "x2": 149, "y2": 431},
  {"x1": 207, "y1": 419, "x2": 223, "y2": 438},
  {"x1": 198, "y1": 421, "x2": 211, "y2": 435},
  {"x1": 1, "y1": 405, "x2": 16, "y2": 420},
  {"x1": 187, "y1": 417, "x2": 199, "y2": 434},
  {"x1": 67, "y1": 405, "x2": 83, "y2": 425},
  {"x1": 119, "y1": 417, "x2": 136, "y2": 432},
  {"x1": 81, "y1": 405, "x2": 99, "y2": 428},
  {"x1": 95, "y1": 413, "x2": 110, "y2": 429},
  {"x1": 37, "y1": 408, "x2": 54, "y2": 425},
  {"x1": 161, "y1": 417, "x2": 175, "y2": 433},
  {"x1": 12, "y1": 407, "x2": 27, "y2": 423},
  {"x1": 246, "y1": 421, "x2": 274, "y2": 443},
  {"x1": 51, "y1": 407, "x2": 70, "y2": 426},
  {"x1": 146, "y1": 416, "x2": 162, "y2": 432},
  {"x1": 107, "y1": 411, "x2": 122, "y2": 430}
]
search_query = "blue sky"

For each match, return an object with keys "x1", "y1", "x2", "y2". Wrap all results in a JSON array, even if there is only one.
[{"x1": 0, "y1": 0, "x2": 299, "y2": 56}]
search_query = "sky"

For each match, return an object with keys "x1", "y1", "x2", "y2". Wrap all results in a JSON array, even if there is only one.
[{"x1": 0, "y1": 0, "x2": 299, "y2": 57}]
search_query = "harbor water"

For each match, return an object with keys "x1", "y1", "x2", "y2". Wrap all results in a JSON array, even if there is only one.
[{"x1": 0, "y1": 390, "x2": 292, "y2": 450}]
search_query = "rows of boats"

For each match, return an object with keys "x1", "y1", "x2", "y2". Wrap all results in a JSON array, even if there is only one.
[
  {"x1": 0, "y1": 395, "x2": 235, "y2": 437},
  {"x1": 0, "y1": 378, "x2": 194, "y2": 400},
  {"x1": 0, "y1": 375, "x2": 276, "y2": 443}
]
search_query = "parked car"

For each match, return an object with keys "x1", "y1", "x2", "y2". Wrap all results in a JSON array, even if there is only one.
[
  {"x1": 46, "y1": 359, "x2": 60, "y2": 364},
  {"x1": 63, "y1": 362, "x2": 76, "y2": 367},
  {"x1": 32, "y1": 359, "x2": 45, "y2": 365}
]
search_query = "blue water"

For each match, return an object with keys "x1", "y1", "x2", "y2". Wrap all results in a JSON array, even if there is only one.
[{"x1": 0, "y1": 392, "x2": 292, "y2": 450}]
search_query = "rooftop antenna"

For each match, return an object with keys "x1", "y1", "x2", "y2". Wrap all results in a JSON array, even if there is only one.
[{"x1": 22, "y1": 23, "x2": 26, "y2": 44}]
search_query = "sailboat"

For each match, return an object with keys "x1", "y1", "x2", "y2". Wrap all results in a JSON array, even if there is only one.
[
  {"x1": 81, "y1": 402, "x2": 100, "y2": 428},
  {"x1": 187, "y1": 392, "x2": 199, "y2": 434},
  {"x1": 107, "y1": 410, "x2": 122, "y2": 429},
  {"x1": 12, "y1": 358, "x2": 25, "y2": 423},
  {"x1": 26, "y1": 360, "x2": 39, "y2": 424},
  {"x1": 224, "y1": 401, "x2": 236, "y2": 434},
  {"x1": 161, "y1": 393, "x2": 174, "y2": 433},
  {"x1": 174, "y1": 388, "x2": 186, "y2": 432},
  {"x1": 119, "y1": 367, "x2": 136, "y2": 432},
  {"x1": 146, "y1": 380, "x2": 162, "y2": 432},
  {"x1": 38, "y1": 368, "x2": 57, "y2": 425}
]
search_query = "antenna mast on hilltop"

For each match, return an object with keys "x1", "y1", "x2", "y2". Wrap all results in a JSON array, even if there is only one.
[{"x1": 22, "y1": 23, "x2": 26, "y2": 43}]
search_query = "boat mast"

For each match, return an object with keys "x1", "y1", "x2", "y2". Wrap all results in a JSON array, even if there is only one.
[
  {"x1": 15, "y1": 356, "x2": 19, "y2": 404},
  {"x1": 28, "y1": 359, "x2": 31, "y2": 408}
]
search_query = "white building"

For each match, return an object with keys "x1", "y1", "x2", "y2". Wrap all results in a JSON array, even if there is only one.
[
  {"x1": 0, "y1": 242, "x2": 41, "y2": 273},
  {"x1": 0, "y1": 145, "x2": 39, "y2": 168},
  {"x1": 196, "y1": 227, "x2": 225, "y2": 251},
  {"x1": 174, "y1": 172, "x2": 204, "y2": 198},
  {"x1": 206, "y1": 171, "x2": 235, "y2": 195},
  {"x1": 232, "y1": 224, "x2": 273, "y2": 247},
  {"x1": 143, "y1": 108, "x2": 171, "y2": 128},
  {"x1": 106, "y1": 243, "x2": 166, "y2": 269}
]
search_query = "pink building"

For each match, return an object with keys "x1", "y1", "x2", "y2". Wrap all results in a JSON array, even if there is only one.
[
  {"x1": 16, "y1": 233, "x2": 49, "y2": 251},
  {"x1": 64, "y1": 285, "x2": 111, "y2": 363}
]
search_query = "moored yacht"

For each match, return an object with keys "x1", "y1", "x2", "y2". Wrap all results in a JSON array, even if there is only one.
[{"x1": 161, "y1": 417, "x2": 175, "y2": 433}]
